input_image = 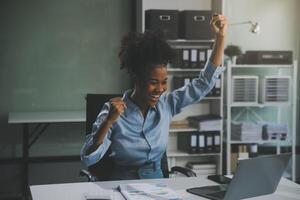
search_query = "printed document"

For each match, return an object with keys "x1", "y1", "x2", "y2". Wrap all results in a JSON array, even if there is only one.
[{"x1": 118, "y1": 183, "x2": 184, "y2": 200}]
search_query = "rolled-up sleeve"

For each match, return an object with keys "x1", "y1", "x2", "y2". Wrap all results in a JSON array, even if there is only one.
[
  {"x1": 166, "y1": 62, "x2": 225, "y2": 116},
  {"x1": 80, "y1": 103, "x2": 113, "y2": 167}
]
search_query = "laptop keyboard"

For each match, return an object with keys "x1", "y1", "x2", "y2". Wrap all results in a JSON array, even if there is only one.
[
  {"x1": 208, "y1": 190, "x2": 226, "y2": 199},
  {"x1": 187, "y1": 185, "x2": 228, "y2": 200},
  {"x1": 196, "y1": 185, "x2": 224, "y2": 193}
]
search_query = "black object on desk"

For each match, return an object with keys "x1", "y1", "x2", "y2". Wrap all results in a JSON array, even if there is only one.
[{"x1": 207, "y1": 175, "x2": 231, "y2": 184}]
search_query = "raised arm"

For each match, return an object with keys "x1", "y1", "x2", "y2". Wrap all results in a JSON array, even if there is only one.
[
  {"x1": 210, "y1": 14, "x2": 228, "y2": 66},
  {"x1": 165, "y1": 14, "x2": 228, "y2": 116}
]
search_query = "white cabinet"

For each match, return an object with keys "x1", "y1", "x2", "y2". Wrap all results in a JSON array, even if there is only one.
[
  {"x1": 136, "y1": 0, "x2": 225, "y2": 175},
  {"x1": 225, "y1": 61, "x2": 298, "y2": 181}
]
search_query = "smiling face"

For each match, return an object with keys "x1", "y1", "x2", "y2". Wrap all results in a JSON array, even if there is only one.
[{"x1": 135, "y1": 64, "x2": 168, "y2": 108}]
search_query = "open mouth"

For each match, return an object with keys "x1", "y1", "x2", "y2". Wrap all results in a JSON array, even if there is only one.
[{"x1": 150, "y1": 94, "x2": 161, "y2": 101}]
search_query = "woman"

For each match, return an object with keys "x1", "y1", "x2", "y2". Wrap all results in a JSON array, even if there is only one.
[{"x1": 81, "y1": 14, "x2": 228, "y2": 180}]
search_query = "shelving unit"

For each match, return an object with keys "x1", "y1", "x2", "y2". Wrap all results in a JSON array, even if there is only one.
[
  {"x1": 225, "y1": 61, "x2": 298, "y2": 181},
  {"x1": 136, "y1": 0, "x2": 225, "y2": 175}
]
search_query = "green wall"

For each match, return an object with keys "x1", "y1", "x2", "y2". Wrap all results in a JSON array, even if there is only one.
[
  {"x1": 0, "y1": 0, "x2": 131, "y2": 113},
  {"x1": 0, "y1": 0, "x2": 132, "y2": 195}
]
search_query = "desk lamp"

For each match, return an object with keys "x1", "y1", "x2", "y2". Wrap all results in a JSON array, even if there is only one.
[{"x1": 230, "y1": 21, "x2": 260, "y2": 34}]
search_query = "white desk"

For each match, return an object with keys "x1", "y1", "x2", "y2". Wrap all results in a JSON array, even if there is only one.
[
  {"x1": 30, "y1": 176, "x2": 300, "y2": 200},
  {"x1": 8, "y1": 111, "x2": 85, "y2": 197}
]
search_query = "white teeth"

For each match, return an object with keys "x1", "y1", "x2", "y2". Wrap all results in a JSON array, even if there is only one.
[{"x1": 151, "y1": 94, "x2": 160, "y2": 98}]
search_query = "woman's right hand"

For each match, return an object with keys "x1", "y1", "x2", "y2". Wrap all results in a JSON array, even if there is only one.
[{"x1": 107, "y1": 97, "x2": 127, "y2": 123}]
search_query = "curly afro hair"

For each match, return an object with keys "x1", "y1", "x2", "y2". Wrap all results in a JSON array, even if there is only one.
[{"x1": 118, "y1": 31, "x2": 174, "y2": 81}]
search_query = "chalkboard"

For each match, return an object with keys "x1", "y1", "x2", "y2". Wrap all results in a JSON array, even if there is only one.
[{"x1": 0, "y1": 0, "x2": 132, "y2": 112}]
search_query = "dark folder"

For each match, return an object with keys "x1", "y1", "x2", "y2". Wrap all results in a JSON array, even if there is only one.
[
  {"x1": 178, "y1": 132, "x2": 198, "y2": 154},
  {"x1": 197, "y1": 132, "x2": 205, "y2": 153},
  {"x1": 182, "y1": 49, "x2": 190, "y2": 68},
  {"x1": 205, "y1": 133, "x2": 214, "y2": 153},
  {"x1": 190, "y1": 49, "x2": 198, "y2": 68},
  {"x1": 198, "y1": 49, "x2": 207, "y2": 69}
]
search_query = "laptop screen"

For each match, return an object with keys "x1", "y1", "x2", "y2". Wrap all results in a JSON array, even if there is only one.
[
  {"x1": 224, "y1": 153, "x2": 291, "y2": 200},
  {"x1": 186, "y1": 153, "x2": 291, "y2": 200}
]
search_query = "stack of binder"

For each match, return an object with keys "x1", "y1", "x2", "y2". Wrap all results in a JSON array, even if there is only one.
[
  {"x1": 171, "y1": 48, "x2": 212, "y2": 69},
  {"x1": 177, "y1": 131, "x2": 220, "y2": 153},
  {"x1": 187, "y1": 114, "x2": 222, "y2": 132},
  {"x1": 231, "y1": 122, "x2": 262, "y2": 141},
  {"x1": 186, "y1": 162, "x2": 216, "y2": 175},
  {"x1": 173, "y1": 75, "x2": 197, "y2": 89},
  {"x1": 173, "y1": 76, "x2": 221, "y2": 97}
]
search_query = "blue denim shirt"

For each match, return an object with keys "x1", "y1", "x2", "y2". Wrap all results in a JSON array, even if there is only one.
[{"x1": 81, "y1": 62, "x2": 225, "y2": 167}]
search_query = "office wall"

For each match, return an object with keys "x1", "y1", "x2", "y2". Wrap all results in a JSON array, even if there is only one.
[
  {"x1": 0, "y1": 0, "x2": 132, "y2": 196},
  {"x1": 225, "y1": 0, "x2": 298, "y2": 53}
]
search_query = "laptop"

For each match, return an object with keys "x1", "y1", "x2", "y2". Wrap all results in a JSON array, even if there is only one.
[{"x1": 187, "y1": 153, "x2": 291, "y2": 200}]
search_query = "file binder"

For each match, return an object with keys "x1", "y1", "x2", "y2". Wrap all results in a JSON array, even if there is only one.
[
  {"x1": 197, "y1": 132, "x2": 205, "y2": 153},
  {"x1": 198, "y1": 49, "x2": 207, "y2": 69},
  {"x1": 182, "y1": 49, "x2": 190, "y2": 68},
  {"x1": 171, "y1": 48, "x2": 183, "y2": 68},
  {"x1": 177, "y1": 132, "x2": 198, "y2": 154},
  {"x1": 213, "y1": 131, "x2": 221, "y2": 153},
  {"x1": 205, "y1": 134, "x2": 214, "y2": 152},
  {"x1": 214, "y1": 78, "x2": 221, "y2": 96},
  {"x1": 190, "y1": 49, "x2": 198, "y2": 68}
]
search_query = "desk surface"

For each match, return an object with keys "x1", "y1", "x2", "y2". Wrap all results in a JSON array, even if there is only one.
[
  {"x1": 8, "y1": 111, "x2": 85, "y2": 124},
  {"x1": 30, "y1": 176, "x2": 300, "y2": 200}
]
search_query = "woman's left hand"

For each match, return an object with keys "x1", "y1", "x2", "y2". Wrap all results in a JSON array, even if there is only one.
[{"x1": 210, "y1": 14, "x2": 228, "y2": 38}]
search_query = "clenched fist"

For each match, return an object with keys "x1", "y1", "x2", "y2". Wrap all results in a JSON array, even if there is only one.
[
  {"x1": 107, "y1": 97, "x2": 127, "y2": 123},
  {"x1": 210, "y1": 14, "x2": 228, "y2": 38}
]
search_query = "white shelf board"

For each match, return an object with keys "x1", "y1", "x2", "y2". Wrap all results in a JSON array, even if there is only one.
[
  {"x1": 230, "y1": 64, "x2": 293, "y2": 68},
  {"x1": 167, "y1": 39, "x2": 215, "y2": 43},
  {"x1": 230, "y1": 103, "x2": 291, "y2": 107},
  {"x1": 169, "y1": 128, "x2": 198, "y2": 133},
  {"x1": 203, "y1": 96, "x2": 222, "y2": 100},
  {"x1": 230, "y1": 140, "x2": 290, "y2": 145},
  {"x1": 167, "y1": 39, "x2": 214, "y2": 49},
  {"x1": 229, "y1": 139, "x2": 292, "y2": 146},
  {"x1": 167, "y1": 150, "x2": 220, "y2": 157},
  {"x1": 167, "y1": 68, "x2": 201, "y2": 72}
]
